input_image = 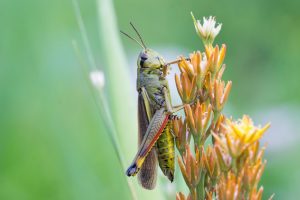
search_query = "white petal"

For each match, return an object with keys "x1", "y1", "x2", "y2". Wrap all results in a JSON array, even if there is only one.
[
  {"x1": 214, "y1": 24, "x2": 222, "y2": 36},
  {"x1": 200, "y1": 53, "x2": 208, "y2": 71},
  {"x1": 194, "y1": 16, "x2": 222, "y2": 41}
]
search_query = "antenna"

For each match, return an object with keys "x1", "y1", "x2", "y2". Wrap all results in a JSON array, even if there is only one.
[
  {"x1": 130, "y1": 22, "x2": 147, "y2": 49},
  {"x1": 120, "y1": 30, "x2": 145, "y2": 49}
]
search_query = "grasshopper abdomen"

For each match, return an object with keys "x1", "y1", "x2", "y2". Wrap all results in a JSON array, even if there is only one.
[{"x1": 156, "y1": 120, "x2": 175, "y2": 182}]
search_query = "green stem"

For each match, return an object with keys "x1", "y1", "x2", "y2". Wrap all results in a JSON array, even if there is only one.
[
  {"x1": 72, "y1": 0, "x2": 137, "y2": 198},
  {"x1": 232, "y1": 157, "x2": 237, "y2": 175},
  {"x1": 197, "y1": 171, "x2": 206, "y2": 200},
  {"x1": 212, "y1": 111, "x2": 220, "y2": 124}
]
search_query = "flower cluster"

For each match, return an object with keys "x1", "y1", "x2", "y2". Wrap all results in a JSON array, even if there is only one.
[
  {"x1": 213, "y1": 118, "x2": 270, "y2": 200},
  {"x1": 173, "y1": 13, "x2": 272, "y2": 200}
]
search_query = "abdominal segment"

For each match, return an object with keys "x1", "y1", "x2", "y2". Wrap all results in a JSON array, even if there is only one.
[{"x1": 156, "y1": 120, "x2": 175, "y2": 182}]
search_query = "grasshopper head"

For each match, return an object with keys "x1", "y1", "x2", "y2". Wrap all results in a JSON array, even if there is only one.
[
  {"x1": 137, "y1": 49, "x2": 165, "y2": 69},
  {"x1": 120, "y1": 24, "x2": 165, "y2": 69}
]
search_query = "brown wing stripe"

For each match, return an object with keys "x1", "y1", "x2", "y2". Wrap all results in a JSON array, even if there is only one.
[
  {"x1": 126, "y1": 108, "x2": 169, "y2": 176},
  {"x1": 140, "y1": 113, "x2": 169, "y2": 157}
]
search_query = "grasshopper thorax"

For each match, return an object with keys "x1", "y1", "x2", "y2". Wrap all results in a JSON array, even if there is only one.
[{"x1": 137, "y1": 49, "x2": 165, "y2": 69}]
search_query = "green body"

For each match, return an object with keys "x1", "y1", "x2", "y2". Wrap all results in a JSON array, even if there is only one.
[
  {"x1": 126, "y1": 48, "x2": 175, "y2": 189},
  {"x1": 156, "y1": 121, "x2": 175, "y2": 181},
  {"x1": 136, "y1": 49, "x2": 175, "y2": 182}
]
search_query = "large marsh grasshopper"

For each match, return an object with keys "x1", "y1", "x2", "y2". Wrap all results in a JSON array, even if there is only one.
[{"x1": 121, "y1": 23, "x2": 185, "y2": 190}]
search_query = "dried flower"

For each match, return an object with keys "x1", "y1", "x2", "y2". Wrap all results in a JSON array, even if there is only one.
[
  {"x1": 212, "y1": 114, "x2": 226, "y2": 134},
  {"x1": 206, "y1": 44, "x2": 226, "y2": 77},
  {"x1": 249, "y1": 187, "x2": 264, "y2": 200},
  {"x1": 176, "y1": 51, "x2": 211, "y2": 104},
  {"x1": 184, "y1": 101, "x2": 212, "y2": 145},
  {"x1": 214, "y1": 145, "x2": 231, "y2": 172},
  {"x1": 243, "y1": 159, "x2": 266, "y2": 192},
  {"x1": 208, "y1": 78, "x2": 232, "y2": 113},
  {"x1": 178, "y1": 145, "x2": 201, "y2": 191},
  {"x1": 217, "y1": 172, "x2": 242, "y2": 200},
  {"x1": 189, "y1": 52, "x2": 210, "y2": 90},
  {"x1": 201, "y1": 146, "x2": 219, "y2": 181},
  {"x1": 173, "y1": 117, "x2": 190, "y2": 154},
  {"x1": 176, "y1": 192, "x2": 191, "y2": 200},
  {"x1": 175, "y1": 70, "x2": 197, "y2": 103}
]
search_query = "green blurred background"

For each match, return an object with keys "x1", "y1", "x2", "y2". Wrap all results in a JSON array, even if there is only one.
[{"x1": 1, "y1": 0, "x2": 300, "y2": 199}]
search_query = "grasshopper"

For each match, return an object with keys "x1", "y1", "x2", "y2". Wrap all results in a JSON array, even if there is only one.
[{"x1": 121, "y1": 23, "x2": 185, "y2": 190}]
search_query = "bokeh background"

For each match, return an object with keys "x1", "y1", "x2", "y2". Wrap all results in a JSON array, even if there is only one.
[{"x1": 1, "y1": 0, "x2": 300, "y2": 199}]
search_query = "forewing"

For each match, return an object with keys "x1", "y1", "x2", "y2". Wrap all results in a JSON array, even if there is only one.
[
  {"x1": 126, "y1": 93, "x2": 169, "y2": 189},
  {"x1": 137, "y1": 108, "x2": 169, "y2": 159},
  {"x1": 137, "y1": 92, "x2": 157, "y2": 189}
]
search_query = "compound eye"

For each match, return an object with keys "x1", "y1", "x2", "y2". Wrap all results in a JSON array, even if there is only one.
[
  {"x1": 141, "y1": 55, "x2": 148, "y2": 61},
  {"x1": 140, "y1": 55, "x2": 148, "y2": 67}
]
